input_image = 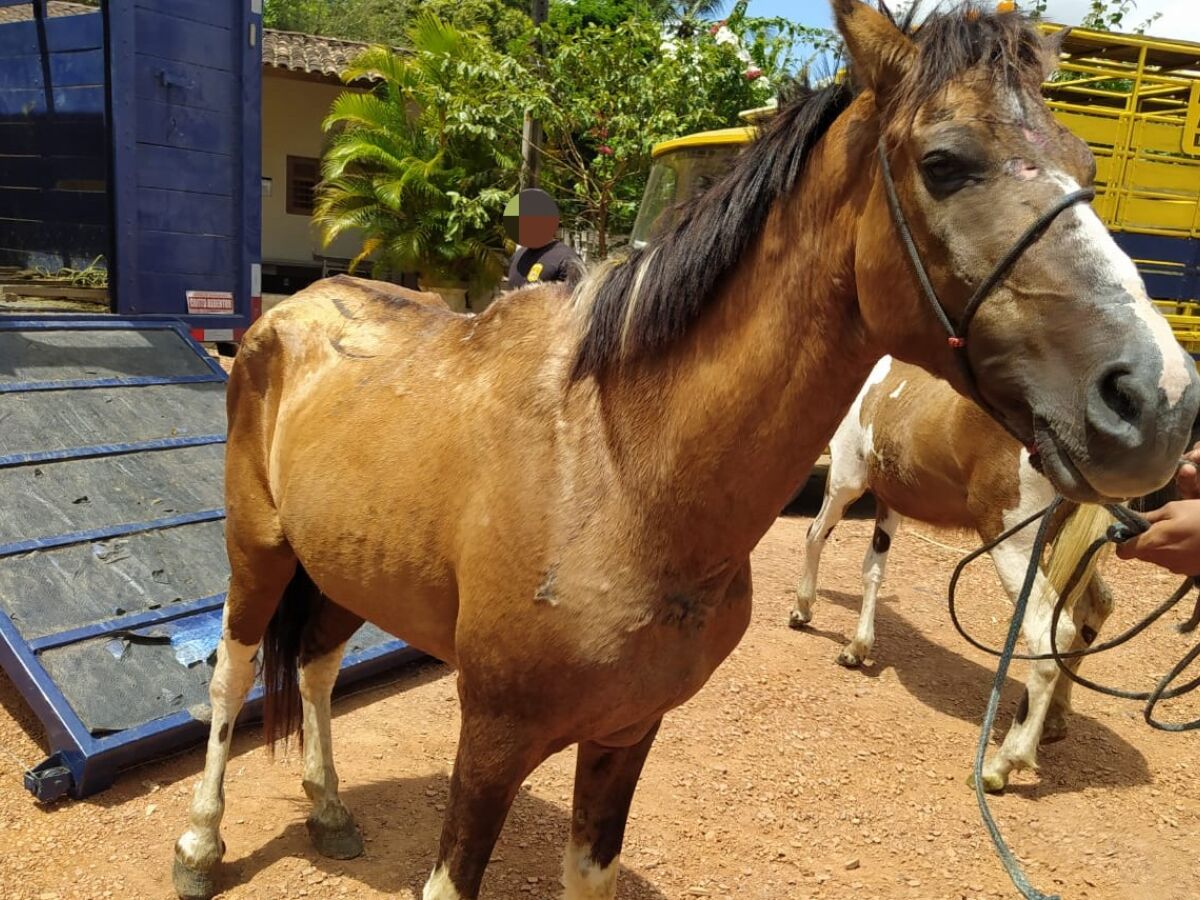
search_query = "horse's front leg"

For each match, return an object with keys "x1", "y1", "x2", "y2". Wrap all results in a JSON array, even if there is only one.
[
  {"x1": 563, "y1": 721, "x2": 661, "y2": 900},
  {"x1": 978, "y1": 537, "x2": 1075, "y2": 793},
  {"x1": 424, "y1": 702, "x2": 546, "y2": 899}
]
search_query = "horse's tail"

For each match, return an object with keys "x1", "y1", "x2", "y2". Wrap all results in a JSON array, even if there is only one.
[
  {"x1": 1044, "y1": 503, "x2": 1114, "y2": 609},
  {"x1": 260, "y1": 564, "x2": 321, "y2": 754}
]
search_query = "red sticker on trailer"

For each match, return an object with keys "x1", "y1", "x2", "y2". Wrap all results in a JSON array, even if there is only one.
[{"x1": 186, "y1": 291, "x2": 234, "y2": 315}]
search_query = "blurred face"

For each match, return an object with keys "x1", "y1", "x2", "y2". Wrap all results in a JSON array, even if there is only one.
[{"x1": 504, "y1": 189, "x2": 560, "y2": 249}]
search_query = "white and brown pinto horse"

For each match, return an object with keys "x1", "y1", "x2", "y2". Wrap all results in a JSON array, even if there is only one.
[
  {"x1": 791, "y1": 355, "x2": 1116, "y2": 792},
  {"x1": 172, "y1": 4, "x2": 1200, "y2": 899}
]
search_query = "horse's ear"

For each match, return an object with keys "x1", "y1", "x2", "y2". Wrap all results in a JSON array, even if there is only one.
[
  {"x1": 832, "y1": 0, "x2": 916, "y2": 101},
  {"x1": 1040, "y1": 26, "x2": 1070, "y2": 80}
]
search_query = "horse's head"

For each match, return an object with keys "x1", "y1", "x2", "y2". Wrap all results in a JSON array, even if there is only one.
[{"x1": 837, "y1": 0, "x2": 1200, "y2": 502}]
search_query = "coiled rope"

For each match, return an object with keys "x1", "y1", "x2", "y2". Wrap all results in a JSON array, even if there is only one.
[{"x1": 950, "y1": 497, "x2": 1200, "y2": 899}]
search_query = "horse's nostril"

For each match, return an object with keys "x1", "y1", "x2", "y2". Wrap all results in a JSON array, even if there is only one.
[{"x1": 1099, "y1": 367, "x2": 1141, "y2": 426}]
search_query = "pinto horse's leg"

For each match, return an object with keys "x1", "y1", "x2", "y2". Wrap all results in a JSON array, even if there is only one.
[
  {"x1": 424, "y1": 707, "x2": 545, "y2": 900},
  {"x1": 562, "y1": 721, "x2": 661, "y2": 900},
  {"x1": 839, "y1": 503, "x2": 901, "y2": 668},
  {"x1": 792, "y1": 463, "x2": 865, "y2": 629},
  {"x1": 173, "y1": 550, "x2": 295, "y2": 899},
  {"x1": 1044, "y1": 573, "x2": 1114, "y2": 742},
  {"x1": 977, "y1": 534, "x2": 1076, "y2": 793}
]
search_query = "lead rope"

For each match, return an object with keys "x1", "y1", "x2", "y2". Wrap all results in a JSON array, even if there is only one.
[
  {"x1": 952, "y1": 497, "x2": 1200, "y2": 899},
  {"x1": 873, "y1": 137, "x2": 1198, "y2": 896},
  {"x1": 970, "y1": 497, "x2": 1063, "y2": 900}
]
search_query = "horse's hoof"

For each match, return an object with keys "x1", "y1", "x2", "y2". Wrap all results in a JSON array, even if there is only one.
[
  {"x1": 967, "y1": 770, "x2": 1007, "y2": 794},
  {"x1": 307, "y1": 816, "x2": 364, "y2": 860},
  {"x1": 788, "y1": 608, "x2": 811, "y2": 630},
  {"x1": 836, "y1": 649, "x2": 863, "y2": 668},
  {"x1": 1041, "y1": 715, "x2": 1069, "y2": 744},
  {"x1": 172, "y1": 858, "x2": 217, "y2": 900}
]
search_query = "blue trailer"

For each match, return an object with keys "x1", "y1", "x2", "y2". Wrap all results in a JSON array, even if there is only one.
[
  {"x1": 0, "y1": 1, "x2": 421, "y2": 802},
  {"x1": 1, "y1": 0, "x2": 260, "y2": 339}
]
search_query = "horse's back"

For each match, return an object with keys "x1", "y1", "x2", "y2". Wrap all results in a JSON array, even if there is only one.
[{"x1": 225, "y1": 275, "x2": 577, "y2": 659}]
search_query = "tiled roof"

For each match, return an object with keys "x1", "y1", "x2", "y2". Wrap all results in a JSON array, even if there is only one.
[
  {"x1": 0, "y1": 1, "x2": 95, "y2": 23},
  {"x1": 0, "y1": 2, "x2": 375, "y2": 80},
  {"x1": 261, "y1": 28, "x2": 372, "y2": 79}
]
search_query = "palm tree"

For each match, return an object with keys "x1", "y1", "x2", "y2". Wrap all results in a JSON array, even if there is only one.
[{"x1": 314, "y1": 14, "x2": 532, "y2": 294}]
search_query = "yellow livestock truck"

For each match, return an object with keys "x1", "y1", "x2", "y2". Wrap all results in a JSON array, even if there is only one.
[{"x1": 631, "y1": 24, "x2": 1200, "y2": 360}]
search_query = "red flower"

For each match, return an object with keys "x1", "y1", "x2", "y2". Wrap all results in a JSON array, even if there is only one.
[
  {"x1": 597, "y1": 145, "x2": 613, "y2": 156},
  {"x1": 744, "y1": 66, "x2": 763, "y2": 81},
  {"x1": 708, "y1": 19, "x2": 726, "y2": 35}
]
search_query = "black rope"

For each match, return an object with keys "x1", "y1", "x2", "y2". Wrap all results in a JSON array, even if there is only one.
[
  {"x1": 970, "y1": 497, "x2": 1063, "y2": 900},
  {"x1": 948, "y1": 504, "x2": 1200, "y2": 693},
  {"x1": 950, "y1": 496, "x2": 1200, "y2": 899},
  {"x1": 875, "y1": 136, "x2": 1193, "y2": 897}
]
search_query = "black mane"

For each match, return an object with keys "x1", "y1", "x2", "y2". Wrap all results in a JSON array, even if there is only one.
[{"x1": 569, "y1": 4, "x2": 1050, "y2": 381}]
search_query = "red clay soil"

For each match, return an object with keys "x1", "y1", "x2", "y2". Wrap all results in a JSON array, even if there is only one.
[{"x1": 1, "y1": 515, "x2": 1198, "y2": 900}]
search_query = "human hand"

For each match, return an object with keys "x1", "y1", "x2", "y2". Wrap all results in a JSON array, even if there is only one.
[
  {"x1": 1177, "y1": 441, "x2": 1200, "y2": 500},
  {"x1": 1115, "y1": 500, "x2": 1200, "y2": 575}
]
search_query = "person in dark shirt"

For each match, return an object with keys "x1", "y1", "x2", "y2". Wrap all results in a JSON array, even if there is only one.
[{"x1": 504, "y1": 189, "x2": 584, "y2": 290}]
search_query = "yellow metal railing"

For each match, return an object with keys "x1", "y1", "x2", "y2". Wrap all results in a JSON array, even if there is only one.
[
  {"x1": 1041, "y1": 26, "x2": 1200, "y2": 359},
  {"x1": 1040, "y1": 25, "x2": 1200, "y2": 239}
]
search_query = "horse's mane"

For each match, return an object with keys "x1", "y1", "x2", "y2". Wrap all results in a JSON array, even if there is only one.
[{"x1": 569, "y1": 3, "x2": 1049, "y2": 382}]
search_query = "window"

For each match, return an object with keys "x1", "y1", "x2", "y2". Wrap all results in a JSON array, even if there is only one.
[{"x1": 286, "y1": 156, "x2": 319, "y2": 215}]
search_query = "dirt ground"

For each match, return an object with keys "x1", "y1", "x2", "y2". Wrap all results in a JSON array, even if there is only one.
[{"x1": 2, "y1": 512, "x2": 1199, "y2": 900}]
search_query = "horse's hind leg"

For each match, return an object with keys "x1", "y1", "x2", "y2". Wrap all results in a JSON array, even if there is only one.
[
  {"x1": 791, "y1": 457, "x2": 865, "y2": 629},
  {"x1": 839, "y1": 503, "x2": 901, "y2": 668},
  {"x1": 563, "y1": 721, "x2": 661, "y2": 900},
  {"x1": 1044, "y1": 573, "x2": 1113, "y2": 742},
  {"x1": 424, "y1": 705, "x2": 546, "y2": 899},
  {"x1": 300, "y1": 602, "x2": 366, "y2": 859},
  {"x1": 172, "y1": 546, "x2": 295, "y2": 900}
]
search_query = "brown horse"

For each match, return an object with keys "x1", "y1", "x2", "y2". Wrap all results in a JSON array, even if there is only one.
[
  {"x1": 172, "y1": 5, "x2": 1200, "y2": 899},
  {"x1": 792, "y1": 355, "x2": 1115, "y2": 792}
]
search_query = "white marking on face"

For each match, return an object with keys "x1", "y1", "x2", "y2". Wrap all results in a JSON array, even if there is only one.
[
  {"x1": 563, "y1": 840, "x2": 619, "y2": 900},
  {"x1": 888, "y1": 380, "x2": 906, "y2": 399},
  {"x1": 1047, "y1": 171, "x2": 1191, "y2": 407},
  {"x1": 422, "y1": 865, "x2": 465, "y2": 900}
]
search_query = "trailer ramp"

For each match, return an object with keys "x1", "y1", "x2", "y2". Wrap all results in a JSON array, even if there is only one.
[{"x1": 0, "y1": 318, "x2": 419, "y2": 801}]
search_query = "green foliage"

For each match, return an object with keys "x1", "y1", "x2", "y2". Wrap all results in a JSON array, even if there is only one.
[
  {"x1": 263, "y1": 0, "x2": 529, "y2": 49},
  {"x1": 1021, "y1": 0, "x2": 1162, "y2": 34},
  {"x1": 1080, "y1": 0, "x2": 1162, "y2": 34},
  {"x1": 314, "y1": 5, "x2": 830, "y2": 278},
  {"x1": 548, "y1": 0, "x2": 674, "y2": 33},
  {"x1": 538, "y1": 7, "x2": 829, "y2": 252},
  {"x1": 314, "y1": 15, "x2": 546, "y2": 288},
  {"x1": 262, "y1": 0, "x2": 387, "y2": 40}
]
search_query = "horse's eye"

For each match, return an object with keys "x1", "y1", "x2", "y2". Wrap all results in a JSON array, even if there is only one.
[{"x1": 920, "y1": 151, "x2": 978, "y2": 196}]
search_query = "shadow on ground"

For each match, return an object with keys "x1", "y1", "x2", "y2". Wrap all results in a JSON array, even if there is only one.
[
  {"x1": 218, "y1": 772, "x2": 669, "y2": 899},
  {"x1": 795, "y1": 587, "x2": 1152, "y2": 797}
]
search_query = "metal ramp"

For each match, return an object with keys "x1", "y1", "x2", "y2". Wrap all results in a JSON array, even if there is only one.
[{"x1": 0, "y1": 318, "x2": 419, "y2": 801}]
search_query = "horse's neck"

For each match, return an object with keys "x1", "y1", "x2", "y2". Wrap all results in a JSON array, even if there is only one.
[{"x1": 599, "y1": 108, "x2": 880, "y2": 563}]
